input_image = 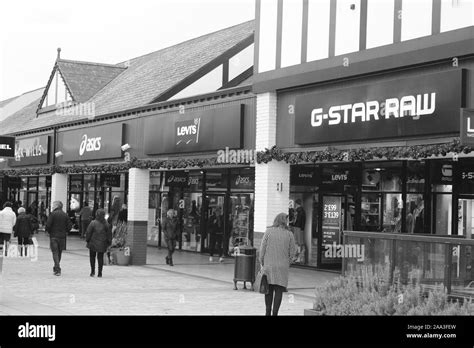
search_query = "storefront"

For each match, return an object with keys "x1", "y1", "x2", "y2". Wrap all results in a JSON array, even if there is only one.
[
  {"x1": 2, "y1": 134, "x2": 53, "y2": 220},
  {"x1": 56, "y1": 122, "x2": 128, "y2": 228},
  {"x1": 144, "y1": 102, "x2": 256, "y2": 255},
  {"x1": 148, "y1": 168, "x2": 254, "y2": 255},
  {"x1": 272, "y1": 68, "x2": 473, "y2": 270}
]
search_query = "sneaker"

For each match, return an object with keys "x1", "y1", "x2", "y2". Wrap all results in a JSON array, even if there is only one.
[
  {"x1": 209, "y1": 257, "x2": 213, "y2": 262},
  {"x1": 219, "y1": 257, "x2": 224, "y2": 263},
  {"x1": 90, "y1": 272, "x2": 95, "y2": 277},
  {"x1": 54, "y1": 272, "x2": 60, "y2": 276}
]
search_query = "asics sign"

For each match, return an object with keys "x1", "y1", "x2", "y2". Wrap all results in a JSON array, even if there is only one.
[{"x1": 294, "y1": 70, "x2": 463, "y2": 145}]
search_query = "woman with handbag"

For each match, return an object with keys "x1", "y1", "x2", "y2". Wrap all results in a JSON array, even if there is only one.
[
  {"x1": 13, "y1": 207, "x2": 33, "y2": 256},
  {"x1": 86, "y1": 209, "x2": 112, "y2": 277},
  {"x1": 259, "y1": 212, "x2": 296, "y2": 316}
]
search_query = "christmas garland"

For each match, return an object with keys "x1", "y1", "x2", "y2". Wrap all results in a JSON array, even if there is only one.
[
  {"x1": 256, "y1": 139, "x2": 473, "y2": 165},
  {"x1": 0, "y1": 156, "x2": 223, "y2": 176},
  {"x1": 0, "y1": 139, "x2": 471, "y2": 176}
]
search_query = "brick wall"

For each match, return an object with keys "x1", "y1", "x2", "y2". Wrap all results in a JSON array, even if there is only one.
[
  {"x1": 254, "y1": 91, "x2": 290, "y2": 246},
  {"x1": 127, "y1": 168, "x2": 150, "y2": 265},
  {"x1": 51, "y1": 173, "x2": 68, "y2": 208}
]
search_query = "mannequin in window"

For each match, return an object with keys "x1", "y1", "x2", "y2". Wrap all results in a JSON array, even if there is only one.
[{"x1": 413, "y1": 197, "x2": 424, "y2": 234}]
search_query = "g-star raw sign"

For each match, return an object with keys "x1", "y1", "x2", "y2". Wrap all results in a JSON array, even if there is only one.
[
  {"x1": 60, "y1": 123, "x2": 123, "y2": 162},
  {"x1": 295, "y1": 70, "x2": 464, "y2": 144},
  {"x1": 0, "y1": 136, "x2": 15, "y2": 157},
  {"x1": 9, "y1": 136, "x2": 50, "y2": 167},
  {"x1": 460, "y1": 108, "x2": 474, "y2": 146},
  {"x1": 144, "y1": 104, "x2": 244, "y2": 155}
]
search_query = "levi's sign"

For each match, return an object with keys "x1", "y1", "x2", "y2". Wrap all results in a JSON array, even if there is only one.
[
  {"x1": 60, "y1": 123, "x2": 123, "y2": 162},
  {"x1": 460, "y1": 108, "x2": 474, "y2": 146},
  {"x1": 295, "y1": 70, "x2": 464, "y2": 144}
]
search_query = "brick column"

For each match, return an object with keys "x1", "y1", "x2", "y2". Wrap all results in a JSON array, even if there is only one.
[
  {"x1": 127, "y1": 168, "x2": 150, "y2": 265},
  {"x1": 51, "y1": 173, "x2": 68, "y2": 209},
  {"x1": 254, "y1": 92, "x2": 290, "y2": 250}
]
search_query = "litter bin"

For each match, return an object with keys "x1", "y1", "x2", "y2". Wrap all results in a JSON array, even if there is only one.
[{"x1": 233, "y1": 246, "x2": 257, "y2": 290}]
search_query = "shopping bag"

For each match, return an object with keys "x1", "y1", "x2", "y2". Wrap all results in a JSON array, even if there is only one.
[{"x1": 254, "y1": 267, "x2": 269, "y2": 294}]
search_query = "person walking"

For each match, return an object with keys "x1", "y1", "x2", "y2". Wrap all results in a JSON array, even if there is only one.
[
  {"x1": 14, "y1": 207, "x2": 33, "y2": 256},
  {"x1": 162, "y1": 209, "x2": 178, "y2": 266},
  {"x1": 208, "y1": 207, "x2": 224, "y2": 262},
  {"x1": 86, "y1": 209, "x2": 112, "y2": 277},
  {"x1": 259, "y1": 213, "x2": 296, "y2": 316},
  {"x1": 45, "y1": 201, "x2": 72, "y2": 276},
  {"x1": 0, "y1": 202, "x2": 17, "y2": 255},
  {"x1": 78, "y1": 201, "x2": 92, "y2": 239},
  {"x1": 26, "y1": 207, "x2": 39, "y2": 234}
]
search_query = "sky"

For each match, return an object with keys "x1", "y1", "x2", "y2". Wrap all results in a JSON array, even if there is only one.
[{"x1": 0, "y1": 0, "x2": 255, "y2": 101}]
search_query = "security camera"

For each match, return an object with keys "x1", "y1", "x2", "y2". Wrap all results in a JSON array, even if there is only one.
[
  {"x1": 121, "y1": 144, "x2": 131, "y2": 151},
  {"x1": 55, "y1": 151, "x2": 63, "y2": 158}
]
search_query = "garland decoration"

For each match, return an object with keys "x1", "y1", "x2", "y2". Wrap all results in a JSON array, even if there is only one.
[
  {"x1": 0, "y1": 156, "x2": 223, "y2": 177},
  {"x1": 256, "y1": 139, "x2": 473, "y2": 164}
]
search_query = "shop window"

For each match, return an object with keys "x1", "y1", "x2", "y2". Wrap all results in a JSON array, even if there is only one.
[
  {"x1": 440, "y1": 0, "x2": 474, "y2": 33},
  {"x1": 281, "y1": 0, "x2": 303, "y2": 68},
  {"x1": 28, "y1": 177, "x2": 38, "y2": 189},
  {"x1": 407, "y1": 161, "x2": 425, "y2": 192},
  {"x1": 307, "y1": 0, "x2": 330, "y2": 62},
  {"x1": 401, "y1": 0, "x2": 432, "y2": 42},
  {"x1": 228, "y1": 44, "x2": 254, "y2": 81},
  {"x1": 335, "y1": 0, "x2": 361, "y2": 56},
  {"x1": 289, "y1": 193, "x2": 315, "y2": 266},
  {"x1": 366, "y1": 0, "x2": 394, "y2": 49},
  {"x1": 258, "y1": 0, "x2": 278, "y2": 72},
  {"x1": 433, "y1": 194, "x2": 452, "y2": 235}
]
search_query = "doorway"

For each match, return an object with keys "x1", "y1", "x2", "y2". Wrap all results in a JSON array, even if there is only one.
[
  {"x1": 318, "y1": 191, "x2": 356, "y2": 270},
  {"x1": 458, "y1": 197, "x2": 474, "y2": 239}
]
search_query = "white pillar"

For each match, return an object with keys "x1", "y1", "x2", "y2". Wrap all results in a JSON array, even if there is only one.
[
  {"x1": 127, "y1": 168, "x2": 150, "y2": 265},
  {"x1": 254, "y1": 92, "x2": 290, "y2": 249},
  {"x1": 51, "y1": 173, "x2": 67, "y2": 210}
]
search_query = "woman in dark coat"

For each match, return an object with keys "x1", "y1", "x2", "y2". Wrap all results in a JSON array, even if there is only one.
[
  {"x1": 259, "y1": 213, "x2": 296, "y2": 316},
  {"x1": 86, "y1": 209, "x2": 112, "y2": 277},
  {"x1": 162, "y1": 209, "x2": 178, "y2": 266},
  {"x1": 13, "y1": 207, "x2": 33, "y2": 256}
]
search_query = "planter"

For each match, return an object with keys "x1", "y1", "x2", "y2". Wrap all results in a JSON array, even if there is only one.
[
  {"x1": 111, "y1": 247, "x2": 130, "y2": 266},
  {"x1": 304, "y1": 309, "x2": 325, "y2": 316}
]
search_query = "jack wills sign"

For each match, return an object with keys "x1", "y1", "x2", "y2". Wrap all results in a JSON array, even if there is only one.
[
  {"x1": 59, "y1": 123, "x2": 123, "y2": 162},
  {"x1": 144, "y1": 104, "x2": 244, "y2": 155},
  {"x1": 9, "y1": 135, "x2": 49, "y2": 167},
  {"x1": 295, "y1": 70, "x2": 464, "y2": 144}
]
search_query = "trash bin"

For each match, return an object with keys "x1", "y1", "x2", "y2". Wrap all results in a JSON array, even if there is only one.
[{"x1": 233, "y1": 246, "x2": 257, "y2": 290}]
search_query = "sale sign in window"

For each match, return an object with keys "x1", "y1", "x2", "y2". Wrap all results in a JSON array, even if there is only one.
[{"x1": 321, "y1": 196, "x2": 342, "y2": 263}]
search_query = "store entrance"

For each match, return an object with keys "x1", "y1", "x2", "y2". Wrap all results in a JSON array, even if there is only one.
[
  {"x1": 318, "y1": 190, "x2": 356, "y2": 271},
  {"x1": 458, "y1": 197, "x2": 474, "y2": 239},
  {"x1": 202, "y1": 194, "x2": 226, "y2": 254}
]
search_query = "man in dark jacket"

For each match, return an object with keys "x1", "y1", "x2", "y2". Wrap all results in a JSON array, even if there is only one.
[
  {"x1": 14, "y1": 207, "x2": 33, "y2": 256},
  {"x1": 46, "y1": 201, "x2": 72, "y2": 276}
]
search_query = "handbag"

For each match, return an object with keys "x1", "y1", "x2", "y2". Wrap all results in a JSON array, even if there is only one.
[{"x1": 254, "y1": 267, "x2": 269, "y2": 294}]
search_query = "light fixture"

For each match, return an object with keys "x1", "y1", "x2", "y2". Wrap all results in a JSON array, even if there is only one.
[
  {"x1": 55, "y1": 151, "x2": 63, "y2": 158},
  {"x1": 121, "y1": 144, "x2": 131, "y2": 151},
  {"x1": 0, "y1": 158, "x2": 5, "y2": 162}
]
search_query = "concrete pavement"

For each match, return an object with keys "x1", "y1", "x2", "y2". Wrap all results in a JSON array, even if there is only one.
[{"x1": 0, "y1": 232, "x2": 338, "y2": 315}]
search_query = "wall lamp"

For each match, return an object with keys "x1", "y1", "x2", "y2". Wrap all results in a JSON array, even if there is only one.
[
  {"x1": 121, "y1": 143, "x2": 131, "y2": 151},
  {"x1": 55, "y1": 151, "x2": 63, "y2": 158}
]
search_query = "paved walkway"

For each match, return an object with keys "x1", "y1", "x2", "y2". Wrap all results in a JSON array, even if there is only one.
[{"x1": 0, "y1": 233, "x2": 338, "y2": 315}]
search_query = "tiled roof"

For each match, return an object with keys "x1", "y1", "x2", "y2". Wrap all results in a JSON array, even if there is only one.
[
  {"x1": 0, "y1": 87, "x2": 45, "y2": 123},
  {"x1": 57, "y1": 60, "x2": 126, "y2": 103},
  {"x1": 90, "y1": 20, "x2": 254, "y2": 116},
  {"x1": 0, "y1": 20, "x2": 254, "y2": 135}
]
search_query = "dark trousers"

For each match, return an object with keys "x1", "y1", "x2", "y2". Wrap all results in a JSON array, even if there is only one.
[
  {"x1": 209, "y1": 234, "x2": 224, "y2": 257},
  {"x1": 81, "y1": 222, "x2": 89, "y2": 238},
  {"x1": 167, "y1": 239, "x2": 176, "y2": 260},
  {"x1": 265, "y1": 284, "x2": 285, "y2": 316},
  {"x1": 0, "y1": 233, "x2": 11, "y2": 255},
  {"x1": 50, "y1": 238, "x2": 65, "y2": 273},
  {"x1": 18, "y1": 236, "x2": 30, "y2": 256},
  {"x1": 89, "y1": 250, "x2": 104, "y2": 275}
]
